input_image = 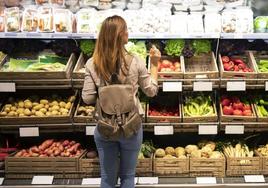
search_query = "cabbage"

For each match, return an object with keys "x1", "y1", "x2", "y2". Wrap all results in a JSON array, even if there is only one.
[
  {"x1": 254, "y1": 16, "x2": 268, "y2": 33},
  {"x1": 125, "y1": 41, "x2": 147, "y2": 62}
]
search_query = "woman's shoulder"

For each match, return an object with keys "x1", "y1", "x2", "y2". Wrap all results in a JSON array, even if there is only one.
[{"x1": 85, "y1": 58, "x2": 95, "y2": 71}]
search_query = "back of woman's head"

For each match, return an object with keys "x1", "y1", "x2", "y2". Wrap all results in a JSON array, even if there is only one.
[{"x1": 93, "y1": 15, "x2": 128, "y2": 81}]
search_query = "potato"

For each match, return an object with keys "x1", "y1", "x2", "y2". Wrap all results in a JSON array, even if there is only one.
[
  {"x1": 5, "y1": 104, "x2": 12, "y2": 108},
  {"x1": 40, "y1": 108, "x2": 47, "y2": 113},
  {"x1": 35, "y1": 111, "x2": 45, "y2": 117},
  {"x1": 59, "y1": 101, "x2": 66, "y2": 108},
  {"x1": 40, "y1": 99, "x2": 49, "y2": 105},
  {"x1": 48, "y1": 107, "x2": 53, "y2": 112},
  {"x1": 0, "y1": 111, "x2": 7, "y2": 116},
  {"x1": 46, "y1": 112, "x2": 52, "y2": 116},
  {"x1": 17, "y1": 108, "x2": 24, "y2": 114},
  {"x1": 4, "y1": 107, "x2": 11, "y2": 113},
  {"x1": 33, "y1": 104, "x2": 44, "y2": 111},
  {"x1": 24, "y1": 109, "x2": 32, "y2": 116},
  {"x1": 24, "y1": 101, "x2": 33, "y2": 109},
  {"x1": 44, "y1": 104, "x2": 49, "y2": 109},
  {"x1": 14, "y1": 112, "x2": 18, "y2": 116},
  {"x1": 32, "y1": 102, "x2": 39, "y2": 107},
  {"x1": 19, "y1": 113, "x2": 26, "y2": 117},
  {"x1": 51, "y1": 110, "x2": 59, "y2": 116},
  {"x1": 50, "y1": 101, "x2": 58, "y2": 107},
  {"x1": 51, "y1": 105, "x2": 60, "y2": 111},
  {"x1": 60, "y1": 108, "x2": 68, "y2": 113},
  {"x1": 65, "y1": 102, "x2": 72, "y2": 110},
  {"x1": 78, "y1": 106, "x2": 86, "y2": 113},
  {"x1": 31, "y1": 109, "x2": 36, "y2": 114},
  {"x1": 11, "y1": 106, "x2": 17, "y2": 111},
  {"x1": 68, "y1": 96, "x2": 75, "y2": 102},
  {"x1": 7, "y1": 111, "x2": 15, "y2": 116},
  {"x1": 61, "y1": 112, "x2": 68, "y2": 116},
  {"x1": 18, "y1": 101, "x2": 24, "y2": 108}
]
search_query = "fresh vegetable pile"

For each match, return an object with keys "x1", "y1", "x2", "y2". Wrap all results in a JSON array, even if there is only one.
[
  {"x1": 155, "y1": 146, "x2": 187, "y2": 159},
  {"x1": 257, "y1": 144, "x2": 268, "y2": 157},
  {"x1": 14, "y1": 139, "x2": 83, "y2": 158},
  {"x1": 254, "y1": 95, "x2": 268, "y2": 117},
  {"x1": 257, "y1": 59, "x2": 268, "y2": 72},
  {"x1": 77, "y1": 105, "x2": 95, "y2": 117},
  {"x1": 125, "y1": 41, "x2": 147, "y2": 61},
  {"x1": 224, "y1": 143, "x2": 254, "y2": 164},
  {"x1": 164, "y1": 39, "x2": 185, "y2": 57},
  {"x1": 192, "y1": 40, "x2": 211, "y2": 55},
  {"x1": 0, "y1": 94, "x2": 75, "y2": 117},
  {"x1": 221, "y1": 95, "x2": 253, "y2": 116},
  {"x1": 183, "y1": 94, "x2": 215, "y2": 117},
  {"x1": 79, "y1": 40, "x2": 95, "y2": 57},
  {"x1": 138, "y1": 141, "x2": 155, "y2": 159},
  {"x1": 254, "y1": 16, "x2": 268, "y2": 33},
  {"x1": 158, "y1": 59, "x2": 181, "y2": 73},
  {"x1": 148, "y1": 105, "x2": 179, "y2": 117},
  {"x1": 221, "y1": 56, "x2": 253, "y2": 72}
]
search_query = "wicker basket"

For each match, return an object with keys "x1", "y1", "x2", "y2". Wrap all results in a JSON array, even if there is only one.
[
  {"x1": 153, "y1": 154, "x2": 189, "y2": 177},
  {"x1": 136, "y1": 155, "x2": 153, "y2": 177},
  {"x1": 5, "y1": 151, "x2": 85, "y2": 179},
  {"x1": 251, "y1": 51, "x2": 268, "y2": 85},
  {"x1": 189, "y1": 157, "x2": 225, "y2": 177},
  {"x1": 219, "y1": 51, "x2": 257, "y2": 85}
]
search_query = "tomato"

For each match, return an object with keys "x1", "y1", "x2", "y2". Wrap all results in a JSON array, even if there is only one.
[{"x1": 222, "y1": 56, "x2": 230, "y2": 64}]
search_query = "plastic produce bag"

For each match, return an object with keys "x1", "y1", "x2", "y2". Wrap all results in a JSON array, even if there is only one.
[
  {"x1": 182, "y1": 0, "x2": 201, "y2": 6},
  {"x1": 127, "y1": 2, "x2": 141, "y2": 10},
  {"x1": 222, "y1": 8, "x2": 236, "y2": 33},
  {"x1": 76, "y1": 8, "x2": 96, "y2": 33},
  {"x1": 254, "y1": 16, "x2": 268, "y2": 33},
  {"x1": 65, "y1": 0, "x2": 80, "y2": 13},
  {"x1": 22, "y1": 8, "x2": 38, "y2": 32},
  {"x1": 187, "y1": 13, "x2": 204, "y2": 33},
  {"x1": 54, "y1": 9, "x2": 73, "y2": 33},
  {"x1": 97, "y1": 2, "x2": 112, "y2": 10},
  {"x1": 235, "y1": 7, "x2": 253, "y2": 33},
  {"x1": 38, "y1": 7, "x2": 53, "y2": 32},
  {"x1": 204, "y1": 12, "x2": 221, "y2": 33},
  {"x1": 5, "y1": 7, "x2": 21, "y2": 32},
  {"x1": 112, "y1": 1, "x2": 126, "y2": 9}
]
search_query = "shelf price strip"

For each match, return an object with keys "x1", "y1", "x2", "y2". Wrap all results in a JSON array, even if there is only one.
[
  {"x1": 198, "y1": 125, "x2": 217, "y2": 135},
  {"x1": 265, "y1": 81, "x2": 268, "y2": 91},
  {"x1": 82, "y1": 178, "x2": 101, "y2": 185},
  {"x1": 244, "y1": 175, "x2": 265, "y2": 183},
  {"x1": 162, "y1": 82, "x2": 182, "y2": 92},
  {"x1": 138, "y1": 177, "x2": 158, "y2": 184},
  {"x1": 0, "y1": 83, "x2": 16, "y2": 92},
  {"x1": 196, "y1": 177, "x2": 217, "y2": 184},
  {"x1": 32, "y1": 176, "x2": 54, "y2": 185},
  {"x1": 19, "y1": 127, "x2": 39, "y2": 137},
  {"x1": 225, "y1": 125, "x2": 244, "y2": 134},
  {"x1": 154, "y1": 126, "x2": 174, "y2": 135},
  {"x1": 193, "y1": 82, "x2": 213, "y2": 91}
]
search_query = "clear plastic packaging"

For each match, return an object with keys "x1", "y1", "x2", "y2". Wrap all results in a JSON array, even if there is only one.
[
  {"x1": 189, "y1": 5, "x2": 203, "y2": 12},
  {"x1": 204, "y1": 5, "x2": 224, "y2": 12},
  {"x1": 5, "y1": 7, "x2": 20, "y2": 32},
  {"x1": 225, "y1": 0, "x2": 244, "y2": 8},
  {"x1": 38, "y1": 7, "x2": 53, "y2": 32},
  {"x1": 53, "y1": 9, "x2": 73, "y2": 33},
  {"x1": 112, "y1": 1, "x2": 126, "y2": 9},
  {"x1": 22, "y1": 8, "x2": 38, "y2": 32},
  {"x1": 204, "y1": 11, "x2": 221, "y2": 33},
  {"x1": 49, "y1": 0, "x2": 65, "y2": 7},
  {"x1": 235, "y1": 7, "x2": 253, "y2": 33},
  {"x1": 187, "y1": 13, "x2": 204, "y2": 33},
  {"x1": 80, "y1": 0, "x2": 98, "y2": 7},
  {"x1": 0, "y1": 8, "x2": 4, "y2": 32},
  {"x1": 170, "y1": 13, "x2": 188, "y2": 34},
  {"x1": 98, "y1": 2, "x2": 112, "y2": 10},
  {"x1": 127, "y1": 2, "x2": 141, "y2": 10},
  {"x1": 221, "y1": 8, "x2": 236, "y2": 33},
  {"x1": 65, "y1": 0, "x2": 80, "y2": 13},
  {"x1": 35, "y1": 0, "x2": 49, "y2": 6},
  {"x1": 76, "y1": 8, "x2": 96, "y2": 33}
]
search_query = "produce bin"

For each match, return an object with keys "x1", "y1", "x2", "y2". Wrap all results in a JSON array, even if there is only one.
[
  {"x1": 0, "y1": 53, "x2": 76, "y2": 80},
  {"x1": 219, "y1": 51, "x2": 257, "y2": 85},
  {"x1": 73, "y1": 98, "x2": 95, "y2": 124},
  {"x1": 183, "y1": 52, "x2": 219, "y2": 85},
  {"x1": 153, "y1": 154, "x2": 189, "y2": 177},
  {"x1": 0, "y1": 90, "x2": 77, "y2": 125},
  {"x1": 136, "y1": 155, "x2": 153, "y2": 177},
  {"x1": 78, "y1": 152, "x2": 100, "y2": 178},
  {"x1": 73, "y1": 53, "x2": 88, "y2": 80},
  {"x1": 251, "y1": 51, "x2": 268, "y2": 85},
  {"x1": 225, "y1": 154, "x2": 262, "y2": 176},
  {"x1": 5, "y1": 150, "x2": 85, "y2": 179},
  {"x1": 189, "y1": 157, "x2": 225, "y2": 177},
  {"x1": 254, "y1": 103, "x2": 268, "y2": 122}
]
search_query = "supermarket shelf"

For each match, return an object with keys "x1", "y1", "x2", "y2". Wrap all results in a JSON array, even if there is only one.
[{"x1": 220, "y1": 33, "x2": 268, "y2": 39}]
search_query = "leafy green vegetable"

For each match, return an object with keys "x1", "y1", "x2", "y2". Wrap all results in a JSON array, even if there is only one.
[
  {"x1": 125, "y1": 41, "x2": 147, "y2": 61},
  {"x1": 254, "y1": 16, "x2": 268, "y2": 33},
  {"x1": 164, "y1": 39, "x2": 185, "y2": 57},
  {"x1": 192, "y1": 40, "x2": 211, "y2": 55},
  {"x1": 139, "y1": 140, "x2": 155, "y2": 158},
  {"x1": 80, "y1": 40, "x2": 95, "y2": 57},
  {"x1": 26, "y1": 62, "x2": 65, "y2": 72},
  {"x1": 8, "y1": 58, "x2": 37, "y2": 72}
]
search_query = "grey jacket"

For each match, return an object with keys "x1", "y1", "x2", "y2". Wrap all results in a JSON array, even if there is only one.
[{"x1": 81, "y1": 55, "x2": 158, "y2": 115}]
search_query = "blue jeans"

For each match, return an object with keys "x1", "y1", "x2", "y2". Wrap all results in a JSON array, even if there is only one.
[{"x1": 94, "y1": 127, "x2": 143, "y2": 188}]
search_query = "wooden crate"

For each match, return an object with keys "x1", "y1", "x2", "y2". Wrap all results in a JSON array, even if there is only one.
[
  {"x1": 253, "y1": 104, "x2": 268, "y2": 122},
  {"x1": 219, "y1": 51, "x2": 257, "y2": 85},
  {"x1": 225, "y1": 154, "x2": 262, "y2": 176},
  {"x1": 220, "y1": 103, "x2": 257, "y2": 122},
  {"x1": 73, "y1": 53, "x2": 88, "y2": 79},
  {"x1": 0, "y1": 53, "x2": 76, "y2": 80},
  {"x1": 184, "y1": 52, "x2": 219, "y2": 84},
  {"x1": 148, "y1": 55, "x2": 185, "y2": 79},
  {"x1": 136, "y1": 156, "x2": 153, "y2": 177},
  {"x1": 182, "y1": 93, "x2": 218, "y2": 123},
  {"x1": 255, "y1": 149, "x2": 268, "y2": 175},
  {"x1": 5, "y1": 151, "x2": 85, "y2": 179},
  {"x1": 0, "y1": 90, "x2": 77, "y2": 125},
  {"x1": 153, "y1": 155, "x2": 189, "y2": 177},
  {"x1": 251, "y1": 51, "x2": 268, "y2": 85},
  {"x1": 189, "y1": 157, "x2": 225, "y2": 177},
  {"x1": 73, "y1": 98, "x2": 95, "y2": 123},
  {"x1": 79, "y1": 152, "x2": 100, "y2": 178}
]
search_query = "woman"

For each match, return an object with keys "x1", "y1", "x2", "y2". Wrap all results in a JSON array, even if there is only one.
[{"x1": 82, "y1": 15, "x2": 160, "y2": 188}]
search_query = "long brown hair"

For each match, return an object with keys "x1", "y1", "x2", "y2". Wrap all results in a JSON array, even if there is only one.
[{"x1": 93, "y1": 15, "x2": 128, "y2": 82}]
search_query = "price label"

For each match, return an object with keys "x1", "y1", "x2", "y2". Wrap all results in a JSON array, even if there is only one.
[
  {"x1": 32, "y1": 176, "x2": 53, "y2": 185},
  {"x1": 193, "y1": 82, "x2": 212, "y2": 91},
  {"x1": 0, "y1": 83, "x2": 16, "y2": 92},
  {"x1": 227, "y1": 81, "x2": 246, "y2": 91},
  {"x1": 5, "y1": 33, "x2": 17, "y2": 37},
  {"x1": 138, "y1": 177, "x2": 158, "y2": 184},
  {"x1": 196, "y1": 177, "x2": 217, "y2": 184},
  {"x1": 198, "y1": 125, "x2": 217, "y2": 135},
  {"x1": 0, "y1": 177, "x2": 4, "y2": 185},
  {"x1": 117, "y1": 178, "x2": 138, "y2": 185},
  {"x1": 86, "y1": 126, "x2": 96, "y2": 135},
  {"x1": 19, "y1": 127, "x2": 39, "y2": 137},
  {"x1": 244, "y1": 175, "x2": 265, "y2": 183},
  {"x1": 82, "y1": 178, "x2": 101, "y2": 185},
  {"x1": 225, "y1": 125, "x2": 244, "y2": 134},
  {"x1": 195, "y1": 75, "x2": 208, "y2": 79},
  {"x1": 265, "y1": 81, "x2": 268, "y2": 91},
  {"x1": 154, "y1": 126, "x2": 174, "y2": 135},
  {"x1": 163, "y1": 82, "x2": 182, "y2": 92}
]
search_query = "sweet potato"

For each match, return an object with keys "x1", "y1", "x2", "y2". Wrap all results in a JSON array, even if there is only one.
[
  {"x1": 39, "y1": 154, "x2": 47, "y2": 157},
  {"x1": 47, "y1": 149, "x2": 53, "y2": 155},
  {"x1": 31, "y1": 153, "x2": 39, "y2": 157},
  {"x1": 62, "y1": 140, "x2": 69, "y2": 147},
  {"x1": 39, "y1": 139, "x2": 54, "y2": 150},
  {"x1": 30, "y1": 146, "x2": 39, "y2": 153},
  {"x1": 15, "y1": 151, "x2": 23, "y2": 157},
  {"x1": 54, "y1": 149, "x2": 60, "y2": 156},
  {"x1": 70, "y1": 141, "x2": 76, "y2": 146},
  {"x1": 59, "y1": 145, "x2": 64, "y2": 152},
  {"x1": 67, "y1": 143, "x2": 80, "y2": 154}
]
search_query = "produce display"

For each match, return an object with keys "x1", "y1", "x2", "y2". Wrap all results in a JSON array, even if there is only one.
[
  {"x1": 76, "y1": 9, "x2": 96, "y2": 34},
  {"x1": 221, "y1": 95, "x2": 253, "y2": 116},
  {"x1": 14, "y1": 139, "x2": 83, "y2": 157},
  {"x1": 138, "y1": 141, "x2": 155, "y2": 159},
  {"x1": 221, "y1": 56, "x2": 253, "y2": 72},
  {"x1": 254, "y1": 95, "x2": 268, "y2": 118},
  {"x1": 0, "y1": 94, "x2": 75, "y2": 117},
  {"x1": 53, "y1": 9, "x2": 73, "y2": 33},
  {"x1": 77, "y1": 104, "x2": 95, "y2": 117},
  {"x1": 164, "y1": 39, "x2": 185, "y2": 57},
  {"x1": 125, "y1": 41, "x2": 147, "y2": 61},
  {"x1": 1, "y1": 53, "x2": 68, "y2": 72},
  {"x1": 80, "y1": 40, "x2": 95, "y2": 57},
  {"x1": 157, "y1": 58, "x2": 181, "y2": 73},
  {"x1": 38, "y1": 7, "x2": 53, "y2": 32},
  {"x1": 148, "y1": 105, "x2": 179, "y2": 117},
  {"x1": 254, "y1": 16, "x2": 268, "y2": 33},
  {"x1": 0, "y1": 9, "x2": 4, "y2": 32},
  {"x1": 183, "y1": 94, "x2": 215, "y2": 117},
  {"x1": 256, "y1": 58, "x2": 268, "y2": 73},
  {"x1": 224, "y1": 143, "x2": 254, "y2": 164},
  {"x1": 5, "y1": 7, "x2": 20, "y2": 32},
  {"x1": 22, "y1": 9, "x2": 38, "y2": 32},
  {"x1": 187, "y1": 141, "x2": 223, "y2": 159},
  {"x1": 155, "y1": 146, "x2": 187, "y2": 159}
]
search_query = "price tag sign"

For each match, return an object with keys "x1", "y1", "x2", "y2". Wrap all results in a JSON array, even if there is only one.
[
  {"x1": 225, "y1": 125, "x2": 244, "y2": 134},
  {"x1": 117, "y1": 178, "x2": 138, "y2": 185},
  {"x1": 86, "y1": 126, "x2": 96, "y2": 135},
  {"x1": 265, "y1": 81, "x2": 268, "y2": 91},
  {"x1": 198, "y1": 125, "x2": 217, "y2": 135},
  {"x1": 196, "y1": 177, "x2": 217, "y2": 184},
  {"x1": 244, "y1": 175, "x2": 265, "y2": 183},
  {"x1": 193, "y1": 82, "x2": 212, "y2": 91},
  {"x1": 82, "y1": 178, "x2": 101, "y2": 185},
  {"x1": 138, "y1": 177, "x2": 158, "y2": 184},
  {"x1": 0, "y1": 83, "x2": 16, "y2": 92},
  {"x1": 227, "y1": 81, "x2": 246, "y2": 91},
  {"x1": 154, "y1": 126, "x2": 174, "y2": 135},
  {"x1": 19, "y1": 127, "x2": 39, "y2": 137},
  {"x1": 0, "y1": 177, "x2": 4, "y2": 185},
  {"x1": 32, "y1": 176, "x2": 54, "y2": 185},
  {"x1": 163, "y1": 82, "x2": 182, "y2": 92}
]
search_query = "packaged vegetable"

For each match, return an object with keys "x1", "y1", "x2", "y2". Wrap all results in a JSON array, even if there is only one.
[
  {"x1": 49, "y1": 0, "x2": 65, "y2": 7},
  {"x1": 97, "y1": 2, "x2": 112, "y2": 10},
  {"x1": 76, "y1": 8, "x2": 96, "y2": 33},
  {"x1": 38, "y1": 7, "x2": 53, "y2": 32},
  {"x1": 235, "y1": 7, "x2": 253, "y2": 33},
  {"x1": 170, "y1": 14, "x2": 187, "y2": 34},
  {"x1": 80, "y1": 0, "x2": 98, "y2": 7},
  {"x1": 0, "y1": 8, "x2": 4, "y2": 32},
  {"x1": 65, "y1": 0, "x2": 80, "y2": 13},
  {"x1": 222, "y1": 8, "x2": 236, "y2": 33},
  {"x1": 22, "y1": 8, "x2": 38, "y2": 32},
  {"x1": 187, "y1": 13, "x2": 204, "y2": 33},
  {"x1": 254, "y1": 16, "x2": 268, "y2": 33},
  {"x1": 5, "y1": 7, "x2": 20, "y2": 32},
  {"x1": 35, "y1": 0, "x2": 49, "y2": 5},
  {"x1": 53, "y1": 9, "x2": 73, "y2": 33},
  {"x1": 204, "y1": 11, "x2": 221, "y2": 33},
  {"x1": 112, "y1": 1, "x2": 126, "y2": 9}
]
